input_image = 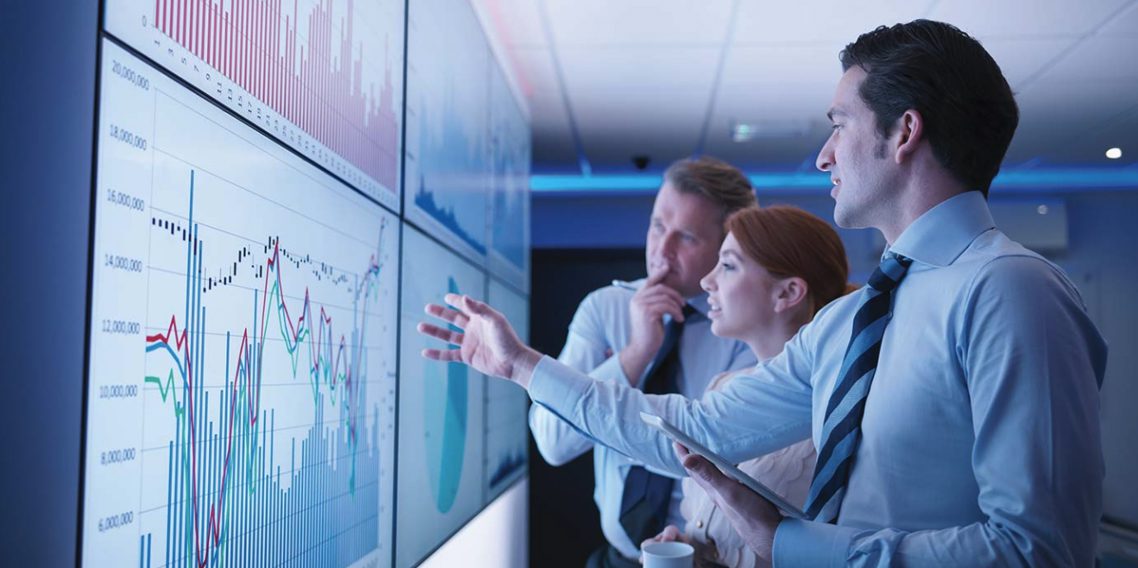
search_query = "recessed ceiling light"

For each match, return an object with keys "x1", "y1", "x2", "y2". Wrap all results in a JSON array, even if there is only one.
[
  {"x1": 730, "y1": 119, "x2": 815, "y2": 143},
  {"x1": 1106, "y1": 147, "x2": 1122, "y2": 159},
  {"x1": 732, "y1": 123, "x2": 757, "y2": 143}
]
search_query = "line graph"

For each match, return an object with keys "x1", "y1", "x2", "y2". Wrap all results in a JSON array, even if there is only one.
[
  {"x1": 83, "y1": 40, "x2": 398, "y2": 567},
  {"x1": 105, "y1": 0, "x2": 404, "y2": 209}
]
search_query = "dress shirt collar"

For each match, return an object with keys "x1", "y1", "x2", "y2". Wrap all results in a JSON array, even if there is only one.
[
  {"x1": 686, "y1": 291, "x2": 711, "y2": 319},
  {"x1": 886, "y1": 190, "x2": 996, "y2": 267}
]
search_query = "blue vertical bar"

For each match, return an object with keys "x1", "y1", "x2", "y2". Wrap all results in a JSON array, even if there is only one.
[
  {"x1": 318, "y1": 430, "x2": 324, "y2": 567},
  {"x1": 271, "y1": 409, "x2": 278, "y2": 568},
  {"x1": 222, "y1": 337, "x2": 229, "y2": 568},
  {"x1": 304, "y1": 438, "x2": 311, "y2": 566},
  {"x1": 325, "y1": 425, "x2": 330, "y2": 566},
  {"x1": 205, "y1": 394, "x2": 212, "y2": 568},
  {"x1": 300, "y1": 437, "x2": 304, "y2": 566},
  {"x1": 239, "y1": 412, "x2": 247, "y2": 568},
  {"x1": 147, "y1": 533, "x2": 152, "y2": 568},
  {"x1": 212, "y1": 410, "x2": 219, "y2": 567},
  {"x1": 175, "y1": 409, "x2": 183, "y2": 568},
  {"x1": 289, "y1": 438, "x2": 296, "y2": 566},
  {"x1": 272, "y1": 464, "x2": 278, "y2": 568},
  {"x1": 218, "y1": 399, "x2": 224, "y2": 568},
  {"x1": 254, "y1": 417, "x2": 260, "y2": 568},
  {"x1": 220, "y1": 373, "x2": 228, "y2": 567},
  {"x1": 165, "y1": 440, "x2": 174, "y2": 568},
  {"x1": 261, "y1": 409, "x2": 268, "y2": 567},
  {"x1": 233, "y1": 405, "x2": 241, "y2": 568}
]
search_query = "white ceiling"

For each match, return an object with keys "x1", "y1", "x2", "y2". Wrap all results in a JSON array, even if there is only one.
[{"x1": 474, "y1": 0, "x2": 1138, "y2": 174}]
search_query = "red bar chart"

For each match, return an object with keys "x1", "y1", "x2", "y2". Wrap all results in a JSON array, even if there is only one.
[{"x1": 106, "y1": 0, "x2": 404, "y2": 209}]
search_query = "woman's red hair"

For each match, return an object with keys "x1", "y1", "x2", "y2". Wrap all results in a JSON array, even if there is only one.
[{"x1": 724, "y1": 206, "x2": 852, "y2": 317}]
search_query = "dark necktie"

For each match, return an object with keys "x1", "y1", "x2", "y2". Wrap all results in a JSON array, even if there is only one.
[
  {"x1": 803, "y1": 253, "x2": 912, "y2": 523},
  {"x1": 619, "y1": 304, "x2": 696, "y2": 545}
]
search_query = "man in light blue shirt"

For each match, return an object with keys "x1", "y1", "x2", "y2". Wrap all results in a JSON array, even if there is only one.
[
  {"x1": 420, "y1": 20, "x2": 1107, "y2": 567},
  {"x1": 530, "y1": 157, "x2": 757, "y2": 566}
]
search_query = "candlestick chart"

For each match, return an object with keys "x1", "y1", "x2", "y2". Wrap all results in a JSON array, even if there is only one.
[{"x1": 82, "y1": 40, "x2": 398, "y2": 568}]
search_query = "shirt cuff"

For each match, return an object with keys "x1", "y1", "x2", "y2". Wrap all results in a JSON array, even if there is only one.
[
  {"x1": 590, "y1": 352, "x2": 633, "y2": 385},
  {"x1": 528, "y1": 355, "x2": 593, "y2": 422},
  {"x1": 772, "y1": 518, "x2": 856, "y2": 568}
]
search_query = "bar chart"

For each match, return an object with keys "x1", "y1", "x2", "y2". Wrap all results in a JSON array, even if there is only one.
[
  {"x1": 83, "y1": 40, "x2": 399, "y2": 567},
  {"x1": 104, "y1": 0, "x2": 405, "y2": 209}
]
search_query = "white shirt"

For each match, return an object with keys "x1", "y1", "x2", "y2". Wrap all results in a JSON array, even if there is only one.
[
  {"x1": 528, "y1": 191, "x2": 1108, "y2": 567},
  {"x1": 529, "y1": 282, "x2": 754, "y2": 559}
]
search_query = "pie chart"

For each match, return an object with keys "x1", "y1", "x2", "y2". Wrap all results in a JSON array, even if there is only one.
[{"x1": 423, "y1": 276, "x2": 469, "y2": 513}]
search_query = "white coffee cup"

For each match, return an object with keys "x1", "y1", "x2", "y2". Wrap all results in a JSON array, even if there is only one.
[{"x1": 641, "y1": 541, "x2": 694, "y2": 568}]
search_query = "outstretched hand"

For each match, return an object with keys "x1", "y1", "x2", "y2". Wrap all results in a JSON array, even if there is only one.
[
  {"x1": 675, "y1": 443, "x2": 780, "y2": 568},
  {"x1": 418, "y1": 293, "x2": 543, "y2": 388}
]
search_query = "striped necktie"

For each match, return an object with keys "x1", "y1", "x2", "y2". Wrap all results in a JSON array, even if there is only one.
[{"x1": 803, "y1": 253, "x2": 912, "y2": 523}]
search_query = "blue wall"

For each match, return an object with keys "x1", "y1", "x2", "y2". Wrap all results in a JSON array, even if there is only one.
[{"x1": 0, "y1": 1, "x2": 99, "y2": 563}]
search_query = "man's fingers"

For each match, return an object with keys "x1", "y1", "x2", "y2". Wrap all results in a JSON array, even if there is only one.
[
  {"x1": 644, "y1": 264, "x2": 671, "y2": 287},
  {"x1": 682, "y1": 452, "x2": 774, "y2": 519},
  {"x1": 640, "y1": 299, "x2": 686, "y2": 323},
  {"x1": 462, "y1": 294, "x2": 493, "y2": 316},
  {"x1": 417, "y1": 322, "x2": 463, "y2": 346},
  {"x1": 673, "y1": 442, "x2": 690, "y2": 459},
  {"x1": 635, "y1": 285, "x2": 685, "y2": 307},
  {"x1": 425, "y1": 302, "x2": 470, "y2": 328},
  {"x1": 421, "y1": 347, "x2": 462, "y2": 362},
  {"x1": 442, "y1": 293, "x2": 497, "y2": 322},
  {"x1": 681, "y1": 452, "x2": 736, "y2": 499}
]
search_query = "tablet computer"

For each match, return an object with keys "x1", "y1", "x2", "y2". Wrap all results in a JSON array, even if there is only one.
[{"x1": 639, "y1": 412, "x2": 807, "y2": 519}]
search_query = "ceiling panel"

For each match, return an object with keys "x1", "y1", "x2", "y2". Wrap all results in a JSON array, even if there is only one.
[
  {"x1": 1006, "y1": 75, "x2": 1138, "y2": 164},
  {"x1": 544, "y1": 0, "x2": 734, "y2": 46},
  {"x1": 572, "y1": 88, "x2": 708, "y2": 171},
  {"x1": 1039, "y1": 35, "x2": 1138, "y2": 81},
  {"x1": 1055, "y1": 104, "x2": 1138, "y2": 166},
  {"x1": 978, "y1": 37, "x2": 1076, "y2": 89},
  {"x1": 732, "y1": 0, "x2": 937, "y2": 45},
  {"x1": 475, "y1": 0, "x2": 1138, "y2": 174},
  {"x1": 929, "y1": 0, "x2": 1132, "y2": 38},
  {"x1": 711, "y1": 78, "x2": 835, "y2": 132},
  {"x1": 720, "y1": 44, "x2": 846, "y2": 87},
  {"x1": 558, "y1": 45, "x2": 721, "y2": 94},
  {"x1": 1099, "y1": 0, "x2": 1138, "y2": 36}
]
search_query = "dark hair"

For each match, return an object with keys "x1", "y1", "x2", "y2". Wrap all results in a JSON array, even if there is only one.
[
  {"x1": 840, "y1": 20, "x2": 1018, "y2": 197},
  {"x1": 664, "y1": 156, "x2": 757, "y2": 220},
  {"x1": 725, "y1": 206, "x2": 851, "y2": 317}
]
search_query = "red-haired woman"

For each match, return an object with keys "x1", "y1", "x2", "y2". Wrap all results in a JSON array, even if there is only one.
[{"x1": 646, "y1": 205, "x2": 855, "y2": 568}]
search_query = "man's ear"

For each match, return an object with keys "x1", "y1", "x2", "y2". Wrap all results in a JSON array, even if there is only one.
[
  {"x1": 774, "y1": 277, "x2": 809, "y2": 314},
  {"x1": 894, "y1": 109, "x2": 924, "y2": 164}
]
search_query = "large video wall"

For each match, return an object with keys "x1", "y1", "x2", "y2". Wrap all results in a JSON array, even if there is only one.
[{"x1": 80, "y1": 1, "x2": 530, "y2": 566}]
